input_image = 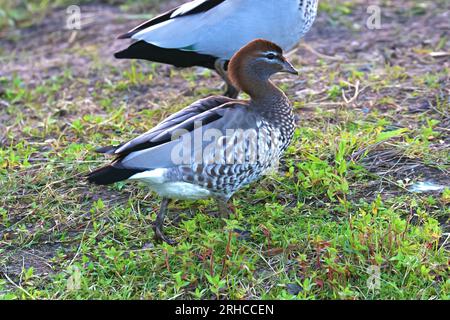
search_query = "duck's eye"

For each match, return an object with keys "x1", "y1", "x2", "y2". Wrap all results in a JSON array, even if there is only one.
[{"x1": 266, "y1": 53, "x2": 276, "y2": 60}]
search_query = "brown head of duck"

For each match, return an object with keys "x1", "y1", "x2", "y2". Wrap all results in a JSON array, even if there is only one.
[{"x1": 228, "y1": 39, "x2": 298, "y2": 102}]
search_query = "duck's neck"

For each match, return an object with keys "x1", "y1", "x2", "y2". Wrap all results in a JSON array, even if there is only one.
[{"x1": 239, "y1": 76, "x2": 286, "y2": 106}]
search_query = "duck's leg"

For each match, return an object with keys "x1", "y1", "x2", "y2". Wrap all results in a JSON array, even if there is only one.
[
  {"x1": 153, "y1": 197, "x2": 177, "y2": 245},
  {"x1": 216, "y1": 198, "x2": 232, "y2": 219},
  {"x1": 215, "y1": 198, "x2": 251, "y2": 240},
  {"x1": 214, "y1": 59, "x2": 240, "y2": 99}
]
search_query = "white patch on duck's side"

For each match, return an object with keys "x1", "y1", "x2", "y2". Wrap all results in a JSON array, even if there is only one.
[
  {"x1": 128, "y1": 168, "x2": 211, "y2": 200},
  {"x1": 129, "y1": 168, "x2": 167, "y2": 184},
  {"x1": 153, "y1": 182, "x2": 212, "y2": 200}
]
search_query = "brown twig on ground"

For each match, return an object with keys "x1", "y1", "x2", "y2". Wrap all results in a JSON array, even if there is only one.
[{"x1": 294, "y1": 43, "x2": 345, "y2": 61}]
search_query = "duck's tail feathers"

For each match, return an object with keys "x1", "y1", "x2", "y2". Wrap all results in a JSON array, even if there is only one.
[
  {"x1": 117, "y1": 32, "x2": 134, "y2": 40},
  {"x1": 95, "y1": 145, "x2": 119, "y2": 155},
  {"x1": 87, "y1": 164, "x2": 143, "y2": 186},
  {"x1": 114, "y1": 41, "x2": 218, "y2": 69}
]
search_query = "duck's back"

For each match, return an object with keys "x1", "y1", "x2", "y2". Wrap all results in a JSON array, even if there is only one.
[{"x1": 132, "y1": 0, "x2": 318, "y2": 59}]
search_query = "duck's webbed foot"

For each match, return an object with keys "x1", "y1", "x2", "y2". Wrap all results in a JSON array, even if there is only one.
[
  {"x1": 153, "y1": 198, "x2": 177, "y2": 246},
  {"x1": 215, "y1": 59, "x2": 240, "y2": 99}
]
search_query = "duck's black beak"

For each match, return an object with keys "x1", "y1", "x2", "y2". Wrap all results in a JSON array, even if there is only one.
[{"x1": 281, "y1": 60, "x2": 299, "y2": 75}]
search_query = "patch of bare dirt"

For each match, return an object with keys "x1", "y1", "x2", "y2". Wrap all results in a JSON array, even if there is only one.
[{"x1": 2, "y1": 244, "x2": 62, "y2": 278}]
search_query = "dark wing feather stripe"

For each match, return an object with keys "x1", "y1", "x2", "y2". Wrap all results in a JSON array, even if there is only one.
[
  {"x1": 118, "y1": 0, "x2": 226, "y2": 39},
  {"x1": 114, "y1": 102, "x2": 236, "y2": 156},
  {"x1": 94, "y1": 96, "x2": 233, "y2": 159},
  {"x1": 117, "y1": 10, "x2": 176, "y2": 39},
  {"x1": 172, "y1": 0, "x2": 226, "y2": 18},
  {"x1": 155, "y1": 96, "x2": 233, "y2": 127},
  {"x1": 107, "y1": 112, "x2": 222, "y2": 159},
  {"x1": 147, "y1": 109, "x2": 224, "y2": 144}
]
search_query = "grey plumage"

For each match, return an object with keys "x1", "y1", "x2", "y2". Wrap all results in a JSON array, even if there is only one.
[
  {"x1": 88, "y1": 39, "x2": 298, "y2": 244},
  {"x1": 90, "y1": 94, "x2": 294, "y2": 200}
]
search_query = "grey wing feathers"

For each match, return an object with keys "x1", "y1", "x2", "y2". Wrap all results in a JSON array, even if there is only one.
[
  {"x1": 87, "y1": 96, "x2": 254, "y2": 184},
  {"x1": 113, "y1": 96, "x2": 234, "y2": 156},
  {"x1": 127, "y1": 96, "x2": 233, "y2": 144},
  {"x1": 119, "y1": 101, "x2": 254, "y2": 170}
]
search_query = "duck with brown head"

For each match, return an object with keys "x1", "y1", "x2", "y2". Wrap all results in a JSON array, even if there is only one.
[
  {"x1": 229, "y1": 40, "x2": 298, "y2": 101},
  {"x1": 88, "y1": 39, "x2": 298, "y2": 245}
]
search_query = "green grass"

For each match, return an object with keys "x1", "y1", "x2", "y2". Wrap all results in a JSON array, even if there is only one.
[
  {"x1": 1, "y1": 70, "x2": 448, "y2": 299},
  {"x1": 1, "y1": 0, "x2": 449, "y2": 300}
]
